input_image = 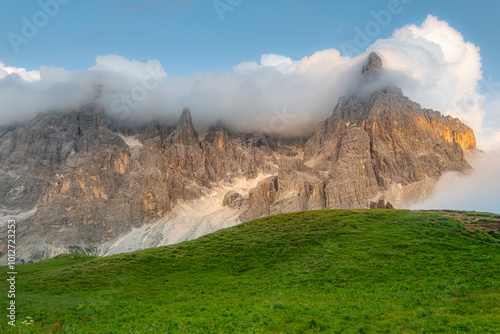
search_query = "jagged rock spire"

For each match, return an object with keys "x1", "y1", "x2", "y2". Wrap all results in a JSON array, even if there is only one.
[
  {"x1": 172, "y1": 108, "x2": 199, "y2": 145},
  {"x1": 204, "y1": 121, "x2": 230, "y2": 148},
  {"x1": 362, "y1": 52, "x2": 383, "y2": 74},
  {"x1": 360, "y1": 52, "x2": 383, "y2": 87}
]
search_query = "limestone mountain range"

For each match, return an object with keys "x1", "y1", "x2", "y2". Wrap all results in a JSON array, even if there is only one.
[{"x1": 0, "y1": 53, "x2": 476, "y2": 263}]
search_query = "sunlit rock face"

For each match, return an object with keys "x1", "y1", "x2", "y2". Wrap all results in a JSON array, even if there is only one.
[
  {"x1": 0, "y1": 53, "x2": 475, "y2": 263},
  {"x1": 303, "y1": 87, "x2": 474, "y2": 211}
]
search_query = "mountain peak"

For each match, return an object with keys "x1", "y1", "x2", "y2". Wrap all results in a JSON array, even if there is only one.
[
  {"x1": 172, "y1": 108, "x2": 199, "y2": 145},
  {"x1": 179, "y1": 108, "x2": 193, "y2": 124},
  {"x1": 356, "y1": 52, "x2": 388, "y2": 93},
  {"x1": 204, "y1": 121, "x2": 231, "y2": 150},
  {"x1": 362, "y1": 52, "x2": 383, "y2": 74}
]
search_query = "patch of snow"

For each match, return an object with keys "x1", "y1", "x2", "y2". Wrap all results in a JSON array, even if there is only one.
[{"x1": 118, "y1": 134, "x2": 143, "y2": 148}]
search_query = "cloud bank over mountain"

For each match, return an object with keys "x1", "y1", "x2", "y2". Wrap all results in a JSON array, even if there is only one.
[{"x1": 0, "y1": 15, "x2": 498, "y2": 148}]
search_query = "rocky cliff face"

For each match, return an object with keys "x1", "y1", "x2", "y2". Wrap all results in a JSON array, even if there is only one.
[
  {"x1": 300, "y1": 85, "x2": 474, "y2": 210},
  {"x1": 0, "y1": 53, "x2": 476, "y2": 263},
  {"x1": 242, "y1": 53, "x2": 474, "y2": 219}
]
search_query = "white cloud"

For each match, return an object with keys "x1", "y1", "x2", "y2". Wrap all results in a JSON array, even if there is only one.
[
  {"x1": 0, "y1": 15, "x2": 498, "y2": 145},
  {"x1": 90, "y1": 55, "x2": 167, "y2": 79},
  {"x1": 233, "y1": 53, "x2": 297, "y2": 75},
  {"x1": 0, "y1": 61, "x2": 40, "y2": 82},
  {"x1": 411, "y1": 148, "x2": 500, "y2": 214},
  {"x1": 260, "y1": 54, "x2": 296, "y2": 74}
]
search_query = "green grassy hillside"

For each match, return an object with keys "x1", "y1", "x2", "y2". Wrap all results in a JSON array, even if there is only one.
[{"x1": 1, "y1": 210, "x2": 500, "y2": 333}]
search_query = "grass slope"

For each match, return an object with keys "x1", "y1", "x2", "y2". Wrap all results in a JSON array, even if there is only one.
[{"x1": 1, "y1": 210, "x2": 500, "y2": 333}]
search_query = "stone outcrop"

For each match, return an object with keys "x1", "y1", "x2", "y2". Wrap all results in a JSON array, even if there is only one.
[
  {"x1": 223, "y1": 191, "x2": 245, "y2": 209},
  {"x1": 370, "y1": 199, "x2": 394, "y2": 209},
  {"x1": 241, "y1": 176, "x2": 278, "y2": 221}
]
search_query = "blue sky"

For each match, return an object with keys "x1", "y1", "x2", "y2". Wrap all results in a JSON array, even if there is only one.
[{"x1": 1, "y1": 0, "x2": 500, "y2": 79}]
